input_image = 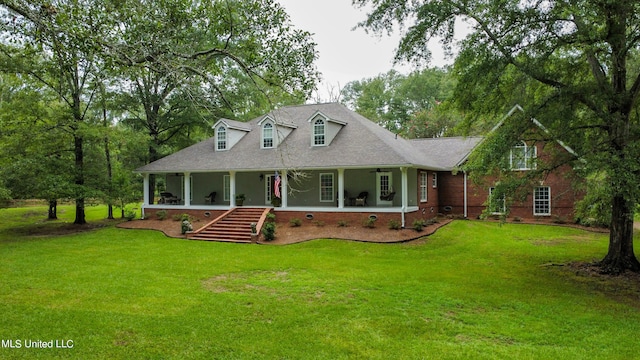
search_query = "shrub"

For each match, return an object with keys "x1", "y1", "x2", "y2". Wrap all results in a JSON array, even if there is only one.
[
  {"x1": 413, "y1": 219, "x2": 427, "y2": 232},
  {"x1": 262, "y1": 222, "x2": 276, "y2": 241},
  {"x1": 363, "y1": 217, "x2": 377, "y2": 228},
  {"x1": 266, "y1": 213, "x2": 276, "y2": 222},
  {"x1": 156, "y1": 210, "x2": 168, "y2": 220},
  {"x1": 181, "y1": 220, "x2": 193, "y2": 235},
  {"x1": 289, "y1": 218, "x2": 302, "y2": 227},
  {"x1": 388, "y1": 219, "x2": 401, "y2": 230},
  {"x1": 313, "y1": 220, "x2": 325, "y2": 227},
  {"x1": 124, "y1": 208, "x2": 137, "y2": 221},
  {"x1": 173, "y1": 213, "x2": 191, "y2": 222},
  {"x1": 337, "y1": 220, "x2": 349, "y2": 227}
]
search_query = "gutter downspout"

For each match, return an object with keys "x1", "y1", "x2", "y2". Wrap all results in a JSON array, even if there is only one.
[{"x1": 463, "y1": 171, "x2": 468, "y2": 219}]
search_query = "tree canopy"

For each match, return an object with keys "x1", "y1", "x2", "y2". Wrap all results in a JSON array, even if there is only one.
[
  {"x1": 355, "y1": 0, "x2": 640, "y2": 273},
  {"x1": 0, "y1": 0, "x2": 319, "y2": 222},
  {"x1": 341, "y1": 68, "x2": 462, "y2": 138}
]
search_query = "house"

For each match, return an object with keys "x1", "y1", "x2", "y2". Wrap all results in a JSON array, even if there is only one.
[{"x1": 136, "y1": 103, "x2": 582, "y2": 239}]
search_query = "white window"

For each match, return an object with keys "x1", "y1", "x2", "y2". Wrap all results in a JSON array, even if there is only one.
[
  {"x1": 420, "y1": 172, "x2": 428, "y2": 202},
  {"x1": 313, "y1": 119, "x2": 325, "y2": 146},
  {"x1": 510, "y1": 141, "x2": 536, "y2": 170},
  {"x1": 262, "y1": 122, "x2": 274, "y2": 148},
  {"x1": 489, "y1": 187, "x2": 506, "y2": 214},
  {"x1": 217, "y1": 126, "x2": 227, "y2": 151},
  {"x1": 534, "y1": 186, "x2": 551, "y2": 216},
  {"x1": 223, "y1": 175, "x2": 230, "y2": 202},
  {"x1": 319, "y1": 173, "x2": 334, "y2": 202},
  {"x1": 432, "y1": 172, "x2": 438, "y2": 188}
]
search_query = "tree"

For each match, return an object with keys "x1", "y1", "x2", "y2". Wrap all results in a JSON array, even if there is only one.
[
  {"x1": 0, "y1": 75, "x2": 76, "y2": 218},
  {"x1": 1, "y1": 0, "x2": 319, "y2": 220},
  {"x1": 341, "y1": 68, "x2": 461, "y2": 137},
  {"x1": 108, "y1": 0, "x2": 318, "y2": 200},
  {"x1": 355, "y1": 0, "x2": 640, "y2": 273},
  {"x1": 0, "y1": 0, "x2": 115, "y2": 224}
]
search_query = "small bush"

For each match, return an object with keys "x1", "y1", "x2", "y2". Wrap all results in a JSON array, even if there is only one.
[
  {"x1": 173, "y1": 213, "x2": 191, "y2": 222},
  {"x1": 363, "y1": 217, "x2": 377, "y2": 228},
  {"x1": 337, "y1": 220, "x2": 349, "y2": 227},
  {"x1": 289, "y1": 218, "x2": 302, "y2": 227},
  {"x1": 313, "y1": 220, "x2": 325, "y2": 227},
  {"x1": 124, "y1": 209, "x2": 137, "y2": 221},
  {"x1": 156, "y1": 210, "x2": 168, "y2": 220},
  {"x1": 266, "y1": 213, "x2": 276, "y2": 222},
  {"x1": 388, "y1": 219, "x2": 401, "y2": 230},
  {"x1": 181, "y1": 220, "x2": 193, "y2": 235},
  {"x1": 262, "y1": 222, "x2": 276, "y2": 241},
  {"x1": 413, "y1": 219, "x2": 427, "y2": 232}
]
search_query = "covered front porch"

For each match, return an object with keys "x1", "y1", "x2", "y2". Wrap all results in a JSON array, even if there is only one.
[{"x1": 141, "y1": 167, "x2": 421, "y2": 222}]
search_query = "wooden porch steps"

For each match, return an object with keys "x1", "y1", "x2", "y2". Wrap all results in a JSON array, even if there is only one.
[{"x1": 187, "y1": 207, "x2": 269, "y2": 243}]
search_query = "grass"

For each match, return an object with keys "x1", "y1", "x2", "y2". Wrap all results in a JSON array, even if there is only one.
[{"x1": 0, "y1": 205, "x2": 639, "y2": 359}]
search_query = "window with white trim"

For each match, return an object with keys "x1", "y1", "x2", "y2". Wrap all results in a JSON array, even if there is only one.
[
  {"x1": 313, "y1": 119, "x2": 325, "y2": 146},
  {"x1": 534, "y1": 186, "x2": 551, "y2": 216},
  {"x1": 319, "y1": 173, "x2": 334, "y2": 202},
  {"x1": 432, "y1": 172, "x2": 438, "y2": 188},
  {"x1": 510, "y1": 141, "x2": 536, "y2": 170},
  {"x1": 262, "y1": 122, "x2": 274, "y2": 148},
  {"x1": 223, "y1": 175, "x2": 230, "y2": 202},
  {"x1": 216, "y1": 126, "x2": 227, "y2": 151},
  {"x1": 420, "y1": 172, "x2": 428, "y2": 202},
  {"x1": 489, "y1": 187, "x2": 506, "y2": 214}
]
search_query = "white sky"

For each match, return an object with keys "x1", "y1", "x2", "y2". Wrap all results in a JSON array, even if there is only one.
[{"x1": 277, "y1": 0, "x2": 454, "y2": 100}]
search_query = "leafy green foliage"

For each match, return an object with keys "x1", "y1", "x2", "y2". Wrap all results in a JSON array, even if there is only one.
[
  {"x1": 341, "y1": 68, "x2": 462, "y2": 137},
  {"x1": 355, "y1": 0, "x2": 640, "y2": 271}
]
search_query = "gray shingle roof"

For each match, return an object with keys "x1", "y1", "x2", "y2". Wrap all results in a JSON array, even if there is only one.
[{"x1": 136, "y1": 103, "x2": 482, "y2": 173}]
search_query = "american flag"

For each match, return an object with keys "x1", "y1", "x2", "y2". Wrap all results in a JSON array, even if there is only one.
[{"x1": 274, "y1": 172, "x2": 281, "y2": 198}]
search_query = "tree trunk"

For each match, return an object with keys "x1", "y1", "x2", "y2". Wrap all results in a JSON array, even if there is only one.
[
  {"x1": 74, "y1": 134, "x2": 86, "y2": 225},
  {"x1": 48, "y1": 199, "x2": 57, "y2": 220},
  {"x1": 600, "y1": 195, "x2": 640, "y2": 273},
  {"x1": 103, "y1": 102, "x2": 114, "y2": 220}
]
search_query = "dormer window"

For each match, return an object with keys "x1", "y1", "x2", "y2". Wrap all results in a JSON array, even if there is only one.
[
  {"x1": 262, "y1": 122, "x2": 274, "y2": 148},
  {"x1": 510, "y1": 141, "x2": 536, "y2": 170},
  {"x1": 216, "y1": 126, "x2": 227, "y2": 151},
  {"x1": 313, "y1": 119, "x2": 325, "y2": 146}
]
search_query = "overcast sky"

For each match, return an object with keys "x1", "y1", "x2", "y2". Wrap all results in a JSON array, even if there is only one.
[{"x1": 277, "y1": 0, "x2": 454, "y2": 99}]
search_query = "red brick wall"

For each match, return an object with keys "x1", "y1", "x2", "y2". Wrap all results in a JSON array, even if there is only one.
[
  {"x1": 438, "y1": 142, "x2": 584, "y2": 221},
  {"x1": 273, "y1": 209, "x2": 434, "y2": 228},
  {"x1": 144, "y1": 208, "x2": 227, "y2": 223}
]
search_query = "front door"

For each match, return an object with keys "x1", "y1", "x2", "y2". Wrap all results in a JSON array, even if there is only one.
[
  {"x1": 376, "y1": 172, "x2": 393, "y2": 206},
  {"x1": 265, "y1": 174, "x2": 274, "y2": 205}
]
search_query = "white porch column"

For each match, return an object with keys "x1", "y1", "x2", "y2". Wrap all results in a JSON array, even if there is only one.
[
  {"x1": 281, "y1": 170, "x2": 288, "y2": 208},
  {"x1": 338, "y1": 168, "x2": 345, "y2": 208},
  {"x1": 143, "y1": 173, "x2": 150, "y2": 206},
  {"x1": 401, "y1": 167, "x2": 409, "y2": 227},
  {"x1": 230, "y1": 171, "x2": 237, "y2": 207},
  {"x1": 184, "y1": 172, "x2": 191, "y2": 207}
]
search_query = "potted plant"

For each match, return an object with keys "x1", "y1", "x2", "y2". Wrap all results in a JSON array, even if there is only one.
[{"x1": 235, "y1": 193, "x2": 246, "y2": 206}]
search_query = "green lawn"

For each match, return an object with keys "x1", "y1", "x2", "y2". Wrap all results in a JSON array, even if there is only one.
[{"x1": 0, "y1": 205, "x2": 638, "y2": 359}]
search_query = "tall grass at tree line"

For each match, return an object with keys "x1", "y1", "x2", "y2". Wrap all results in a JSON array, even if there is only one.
[{"x1": 0, "y1": 205, "x2": 639, "y2": 359}]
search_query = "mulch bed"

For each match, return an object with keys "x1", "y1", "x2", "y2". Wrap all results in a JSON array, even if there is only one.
[{"x1": 117, "y1": 217, "x2": 453, "y2": 244}]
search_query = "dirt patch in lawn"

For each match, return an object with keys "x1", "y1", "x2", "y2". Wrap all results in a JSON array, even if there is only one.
[
  {"x1": 2, "y1": 219, "x2": 119, "y2": 240},
  {"x1": 549, "y1": 261, "x2": 640, "y2": 309}
]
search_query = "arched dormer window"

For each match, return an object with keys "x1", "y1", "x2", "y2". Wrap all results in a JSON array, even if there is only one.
[
  {"x1": 262, "y1": 122, "x2": 274, "y2": 148},
  {"x1": 313, "y1": 118, "x2": 325, "y2": 146},
  {"x1": 216, "y1": 126, "x2": 227, "y2": 151}
]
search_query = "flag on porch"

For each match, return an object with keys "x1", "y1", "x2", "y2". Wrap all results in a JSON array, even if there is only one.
[{"x1": 274, "y1": 171, "x2": 281, "y2": 198}]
